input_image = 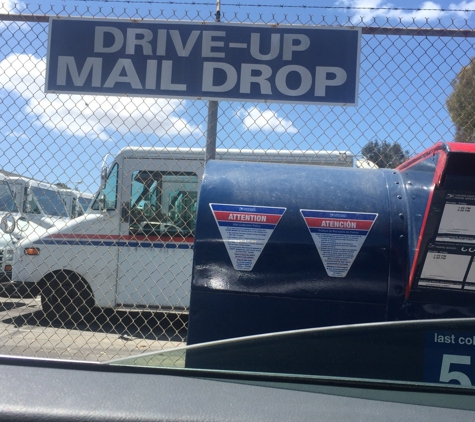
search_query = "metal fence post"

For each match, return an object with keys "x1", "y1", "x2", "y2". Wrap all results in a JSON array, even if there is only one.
[{"x1": 205, "y1": 0, "x2": 221, "y2": 162}]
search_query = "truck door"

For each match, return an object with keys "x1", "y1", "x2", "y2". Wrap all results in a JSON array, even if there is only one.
[{"x1": 116, "y1": 157, "x2": 201, "y2": 309}]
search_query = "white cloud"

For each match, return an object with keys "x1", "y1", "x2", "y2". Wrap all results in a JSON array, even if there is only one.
[
  {"x1": 0, "y1": 1, "x2": 28, "y2": 30},
  {"x1": 1, "y1": 0, "x2": 25, "y2": 13},
  {"x1": 0, "y1": 53, "x2": 203, "y2": 141},
  {"x1": 336, "y1": 0, "x2": 475, "y2": 22},
  {"x1": 450, "y1": 1, "x2": 475, "y2": 18},
  {"x1": 237, "y1": 107, "x2": 298, "y2": 134},
  {"x1": 8, "y1": 130, "x2": 29, "y2": 141}
]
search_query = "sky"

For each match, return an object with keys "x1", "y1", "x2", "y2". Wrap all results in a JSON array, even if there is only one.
[{"x1": 1, "y1": 0, "x2": 475, "y2": 194}]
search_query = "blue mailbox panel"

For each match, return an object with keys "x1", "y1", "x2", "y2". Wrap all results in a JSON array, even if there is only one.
[
  {"x1": 188, "y1": 143, "x2": 475, "y2": 345},
  {"x1": 188, "y1": 161, "x2": 407, "y2": 344}
]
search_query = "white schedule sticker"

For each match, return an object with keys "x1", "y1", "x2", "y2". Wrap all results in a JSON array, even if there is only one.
[
  {"x1": 438, "y1": 204, "x2": 475, "y2": 236},
  {"x1": 420, "y1": 252, "x2": 471, "y2": 282},
  {"x1": 210, "y1": 203, "x2": 286, "y2": 271}
]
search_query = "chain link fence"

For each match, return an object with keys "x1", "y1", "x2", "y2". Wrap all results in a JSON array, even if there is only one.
[{"x1": 0, "y1": 2, "x2": 474, "y2": 361}]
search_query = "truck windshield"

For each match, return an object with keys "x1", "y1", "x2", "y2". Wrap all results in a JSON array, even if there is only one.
[
  {"x1": 32, "y1": 187, "x2": 69, "y2": 218},
  {"x1": 0, "y1": 183, "x2": 18, "y2": 213}
]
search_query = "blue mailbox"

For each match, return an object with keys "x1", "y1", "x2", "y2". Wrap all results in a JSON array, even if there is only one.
[{"x1": 187, "y1": 142, "x2": 475, "y2": 344}]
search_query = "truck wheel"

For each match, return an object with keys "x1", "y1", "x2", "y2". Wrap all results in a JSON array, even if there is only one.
[{"x1": 41, "y1": 272, "x2": 95, "y2": 324}]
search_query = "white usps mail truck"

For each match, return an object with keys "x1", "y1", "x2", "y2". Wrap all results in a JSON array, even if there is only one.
[
  {"x1": 0, "y1": 183, "x2": 49, "y2": 282},
  {"x1": 0, "y1": 174, "x2": 72, "y2": 282},
  {"x1": 11, "y1": 147, "x2": 354, "y2": 318},
  {"x1": 0, "y1": 173, "x2": 72, "y2": 228},
  {"x1": 4, "y1": 176, "x2": 73, "y2": 227},
  {"x1": 0, "y1": 173, "x2": 94, "y2": 282}
]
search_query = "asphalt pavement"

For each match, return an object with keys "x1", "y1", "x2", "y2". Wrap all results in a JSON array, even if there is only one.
[{"x1": 0, "y1": 293, "x2": 187, "y2": 362}]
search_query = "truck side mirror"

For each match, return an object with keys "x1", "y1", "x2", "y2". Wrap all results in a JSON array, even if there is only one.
[
  {"x1": 98, "y1": 194, "x2": 106, "y2": 212},
  {"x1": 100, "y1": 166, "x2": 108, "y2": 190},
  {"x1": 0, "y1": 213, "x2": 16, "y2": 234},
  {"x1": 25, "y1": 183, "x2": 33, "y2": 202}
]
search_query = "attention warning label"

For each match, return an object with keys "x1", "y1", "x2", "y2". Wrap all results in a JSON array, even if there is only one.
[
  {"x1": 301, "y1": 209, "x2": 378, "y2": 277},
  {"x1": 210, "y1": 203, "x2": 286, "y2": 271}
]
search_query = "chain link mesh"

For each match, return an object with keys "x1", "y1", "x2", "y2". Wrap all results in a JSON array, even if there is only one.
[{"x1": 0, "y1": 2, "x2": 474, "y2": 361}]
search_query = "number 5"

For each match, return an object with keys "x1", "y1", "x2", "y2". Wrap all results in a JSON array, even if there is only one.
[{"x1": 439, "y1": 354, "x2": 472, "y2": 386}]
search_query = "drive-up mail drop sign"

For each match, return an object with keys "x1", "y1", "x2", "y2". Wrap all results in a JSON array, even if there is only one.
[{"x1": 46, "y1": 18, "x2": 361, "y2": 105}]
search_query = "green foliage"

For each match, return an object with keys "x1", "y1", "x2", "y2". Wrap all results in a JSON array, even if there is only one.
[
  {"x1": 55, "y1": 182, "x2": 70, "y2": 189},
  {"x1": 361, "y1": 140, "x2": 411, "y2": 169},
  {"x1": 446, "y1": 58, "x2": 475, "y2": 143}
]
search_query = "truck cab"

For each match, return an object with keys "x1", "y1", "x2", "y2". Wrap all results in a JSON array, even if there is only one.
[
  {"x1": 0, "y1": 180, "x2": 48, "y2": 283},
  {"x1": 0, "y1": 174, "x2": 86, "y2": 283}
]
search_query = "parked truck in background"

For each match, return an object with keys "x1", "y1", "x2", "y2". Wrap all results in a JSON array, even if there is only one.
[
  {"x1": 0, "y1": 179, "x2": 48, "y2": 283},
  {"x1": 0, "y1": 174, "x2": 93, "y2": 282}
]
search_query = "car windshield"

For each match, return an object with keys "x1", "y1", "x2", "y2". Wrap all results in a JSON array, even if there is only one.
[
  {"x1": 109, "y1": 318, "x2": 475, "y2": 390},
  {"x1": 5, "y1": 9, "x2": 475, "y2": 420}
]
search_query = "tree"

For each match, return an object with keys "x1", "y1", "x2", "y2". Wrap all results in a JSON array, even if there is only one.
[
  {"x1": 56, "y1": 182, "x2": 70, "y2": 189},
  {"x1": 446, "y1": 58, "x2": 475, "y2": 142},
  {"x1": 361, "y1": 140, "x2": 410, "y2": 169}
]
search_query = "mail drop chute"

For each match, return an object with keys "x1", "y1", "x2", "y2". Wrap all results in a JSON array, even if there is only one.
[{"x1": 46, "y1": 18, "x2": 361, "y2": 105}]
